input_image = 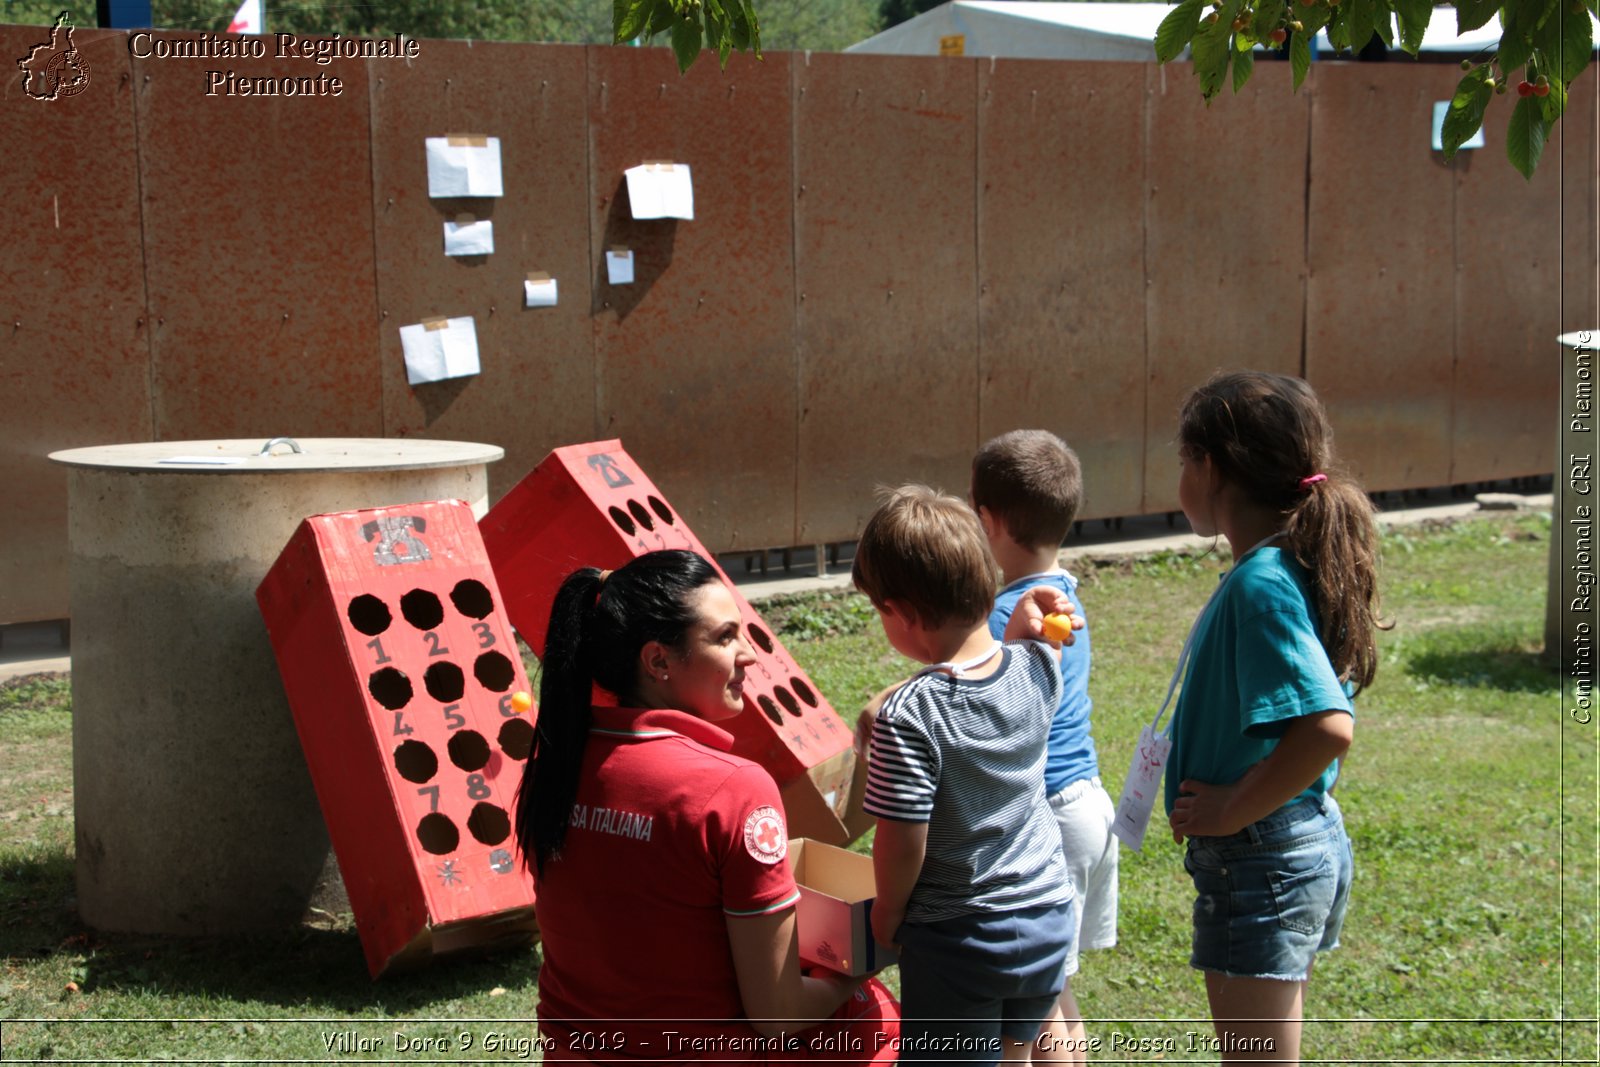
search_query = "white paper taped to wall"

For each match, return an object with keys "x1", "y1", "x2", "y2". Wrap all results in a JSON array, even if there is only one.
[
  {"x1": 444, "y1": 219, "x2": 495, "y2": 256},
  {"x1": 605, "y1": 248, "x2": 635, "y2": 285},
  {"x1": 524, "y1": 273, "x2": 558, "y2": 308},
  {"x1": 624, "y1": 162, "x2": 693, "y2": 220},
  {"x1": 426, "y1": 136, "x2": 503, "y2": 198},
  {"x1": 400, "y1": 316, "x2": 481, "y2": 384}
]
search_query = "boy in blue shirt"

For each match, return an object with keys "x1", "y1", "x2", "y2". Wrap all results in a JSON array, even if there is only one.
[{"x1": 971, "y1": 430, "x2": 1117, "y2": 1064}]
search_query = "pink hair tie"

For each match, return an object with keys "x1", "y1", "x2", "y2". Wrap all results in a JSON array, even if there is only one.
[{"x1": 1298, "y1": 473, "x2": 1328, "y2": 489}]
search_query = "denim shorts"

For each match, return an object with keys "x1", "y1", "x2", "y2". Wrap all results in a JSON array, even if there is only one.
[
  {"x1": 1183, "y1": 794, "x2": 1352, "y2": 982},
  {"x1": 896, "y1": 900, "x2": 1076, "y2": 1063}
]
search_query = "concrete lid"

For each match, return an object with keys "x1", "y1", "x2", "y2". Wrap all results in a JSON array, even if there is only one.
[{"x1": 48, "y1": 437, "x2": 505, "y2": 473}]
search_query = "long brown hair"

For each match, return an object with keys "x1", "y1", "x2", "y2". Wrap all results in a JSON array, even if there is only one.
[{"x1": 1179, "y1": 371, "x2": 1388, "y2": 693}]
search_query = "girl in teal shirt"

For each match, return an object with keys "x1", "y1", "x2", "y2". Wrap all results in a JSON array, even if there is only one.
[{"x1": 1166, "y1": 371, "x2": 1386, "y2": 1064}]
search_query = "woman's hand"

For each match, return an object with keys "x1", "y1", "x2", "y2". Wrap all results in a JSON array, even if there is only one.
[{"x1": 1002, "y1": 586, "x2": 1084, "y2": 647}]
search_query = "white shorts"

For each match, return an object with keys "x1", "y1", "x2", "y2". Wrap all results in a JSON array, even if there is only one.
[{"x1": 1049, "y1": 776, "x2": 1119, "y2": 978}]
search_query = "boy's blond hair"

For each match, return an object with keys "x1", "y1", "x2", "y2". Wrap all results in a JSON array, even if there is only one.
[
  {"x1": 970, "y1": 430, "x2": 1082, "y2": 550},
  {"x1": 852, "y1": 485, "x2": 997, "y2": 628}
]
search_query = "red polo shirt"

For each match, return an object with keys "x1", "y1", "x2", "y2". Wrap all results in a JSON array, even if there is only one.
[{"x1": 536, "y1": 706, "x2": 801, "y2": 1059}]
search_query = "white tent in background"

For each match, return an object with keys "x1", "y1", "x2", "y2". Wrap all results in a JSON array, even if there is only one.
[
  {"x1": 846, "y1": 2, "x2": 1174, "y2": 60},
  {"x1": 848, "y1": 2, "x2": 1599, "y2": 62}
]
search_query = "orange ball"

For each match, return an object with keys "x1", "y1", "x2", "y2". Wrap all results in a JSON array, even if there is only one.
[
  {"x1": 510, "y1": 691, "x2": 533, "y2": 714},
  {"x1": 1041, "y1": 613, "x2": 1075, "y2": 643}
]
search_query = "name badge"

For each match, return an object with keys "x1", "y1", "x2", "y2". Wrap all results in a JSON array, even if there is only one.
[{"x1": 1112, "y1": 724, "x2": 1172, "y2": 852}]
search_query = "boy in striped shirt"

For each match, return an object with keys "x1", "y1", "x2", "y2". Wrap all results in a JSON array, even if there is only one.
[{"x1": 853, "y1": 485, "x2": 1081, "y2": 1065}]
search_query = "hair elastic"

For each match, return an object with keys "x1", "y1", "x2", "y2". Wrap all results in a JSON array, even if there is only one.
[
  {"x1": 1298, "y1": 473, "x2": 1328, "y2": 490},
  {"x1": 597, "y1": 568, "x2": 612, "y2": 584}
]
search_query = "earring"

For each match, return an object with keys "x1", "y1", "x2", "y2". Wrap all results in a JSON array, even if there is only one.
[{"x1": 660, "y1": 673, "x2": 669, "y2": 682}]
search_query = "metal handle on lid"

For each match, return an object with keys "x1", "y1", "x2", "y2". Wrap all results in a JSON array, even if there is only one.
[{"x1": 258, "y1": 437, "x2": 303, "y2": 457}]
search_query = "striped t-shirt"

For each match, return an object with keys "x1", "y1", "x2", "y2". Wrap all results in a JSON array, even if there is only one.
[{"x1": 864, "y1": 641, "x2": 1075, "y2": 922}]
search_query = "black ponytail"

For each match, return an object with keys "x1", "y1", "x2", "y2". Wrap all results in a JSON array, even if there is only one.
[{"x1": 513, "y1": 549, "x2": 722, "y2": 875}]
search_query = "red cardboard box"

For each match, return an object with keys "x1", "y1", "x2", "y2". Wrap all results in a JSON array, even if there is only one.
[
  {"x1": 481, "y1": 441, "x2": 854, "y2": 843},
  {"x1": 257, "y1": 499, "x2": 538, "y2": 977},
  {"x1": 790, "y1": 838, "x2": 899, "y2": 977}
]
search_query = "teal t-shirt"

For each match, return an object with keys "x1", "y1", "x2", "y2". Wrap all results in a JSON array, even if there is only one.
[{"x1": 1163, "y1": 543, "x2": 1353, "y2": 816}]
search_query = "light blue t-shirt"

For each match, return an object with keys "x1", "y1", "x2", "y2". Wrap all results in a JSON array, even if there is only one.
[
  {"x1": 1164, "y1": 544, "x2": 1353, "y2": 816},
  {"x1": 989, "y1": 569, "x2": 1098, "y2": 795}
]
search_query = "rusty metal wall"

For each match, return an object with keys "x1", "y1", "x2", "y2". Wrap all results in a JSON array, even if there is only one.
[
  {"x1": 135, "y1": 36, "x2": 382, "y2": 441},
  {"x1": 1, "y1": 26, "x2": 151, "y2": 624},
  {"x1": 3, "y1": 35, "x2": 1582, "y2": 627},
  {"x1": 587, "y1": 47, "x2": 799, "y2": 551},
  {"x1": 795, "y1": 52, "x2": 980, "y2": 544},
  {"x1": 977, "y1": 59, "x2": 1148, "y2": 521},
  {"x1": 370, "y1": 41, "x2": 594, "y2": 500},
  {"x1": 1452, "y1": 79, "x2": 1565, "y2": 482},
  {"x1": 1306, "y1": 63, "x2": 1459, "y2": 490},
  {"x1": 1141, "y1": 62, "x2": 1310, "y2": 514}
]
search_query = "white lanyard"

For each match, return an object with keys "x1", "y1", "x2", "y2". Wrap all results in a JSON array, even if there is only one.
[
  {"x1": 1112, "y1": 532, "x2": 1282, "y2": 852},
  {"x1": 915, "y1": 641, "x2": 1003, "y2": 680}
]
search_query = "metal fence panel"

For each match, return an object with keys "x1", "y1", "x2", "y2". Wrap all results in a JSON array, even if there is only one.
[
  {"x1": 1452, "y1": 77, "x2": 1565, "y2": 482},
  {"x1": 1142, "y1": 62, "x2": 1310, "y2": 513},
  {"x1": 1, "y1": 25, "x2": 150, "y2": 623},
  {"x1": 370, "y1": 41, "x2": 594, "y2": 502},
  {"x1": 795, "y1": 52, "x2": 980, "y2": 544},
  {"x1": 977, "y1": 59, "x2": 1148, "y2": 522},
  {"x1": 135, "y1": 36, "x2": 382, "y2": 441},
  {"x1": 1307, "y1": 63, "x2": 1459, "y2": 491},
  {"x1": 586, "y1": 46, "x2": 799, "y2": 552}
]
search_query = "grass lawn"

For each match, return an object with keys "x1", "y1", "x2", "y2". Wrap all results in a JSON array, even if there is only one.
[{"x1": 1, "y1": 511, "x2": 1593, "y2": 1062}]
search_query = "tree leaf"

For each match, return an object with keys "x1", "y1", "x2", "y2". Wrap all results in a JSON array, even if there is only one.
[
  {"x1": 1232, "y1": 38, "x2": 1256, "y2": 90},
  {"x1": 1252, "y1": 0, "x2": 1286, "y2": 40},
  {"x1": 1343, "y1": 0, "x2": 1377, "y2": 52},
  {"x1": 1156, "y1": 0, "x2": 1206, "y2": 63},
  {"x1": 1191, "y1": 3, "x2": 1238, "y2": 99},
  {"x1": 1326, "y1": 3, "x2": 1352, "y2": 49},
  {"x1": 1455, "y1": 0, "x2": 1499, "y2": 31},
  {"x1": 1506, "y1": 93, "x2": 1551, "y2": 178},
  {"x1": 1393, "y1": 0, "x2": 1432, "y2": 53},
  {"x1": 1560, "y1": 3, "x2": 1594, "y2": 81},
  {"x1": 1372, "y1": 4, "x2": 1395, "y2": 47},
  {"x1": 1441, "y1": 68, "x2": 1491, "y2": 158},
  {"x1": 647, "y1": 0, "x2": 677, "y2": 37},
  {"x1": 670, "y1": 13, "x2": 702, "y2": 72},
  {"x1": 614, "y1": 0, "x2": 654, "y2": 42},
  {"x1": 1291, "y1": 29, "x2": 1313, "y2": 89}
]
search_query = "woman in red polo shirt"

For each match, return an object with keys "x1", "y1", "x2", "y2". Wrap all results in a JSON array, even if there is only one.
[{"x1": 515, "y1": 549, "x2": 899, "y2": 1064}]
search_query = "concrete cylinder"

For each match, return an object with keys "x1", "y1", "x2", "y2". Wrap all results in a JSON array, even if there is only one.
[{"x1": 49, "y1": 438, "x2": 503, "y2": 934}]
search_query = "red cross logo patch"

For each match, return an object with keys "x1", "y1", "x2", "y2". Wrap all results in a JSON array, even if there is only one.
[{"x1": 743, "y1": 805, "x2": 787, "y2": 865}]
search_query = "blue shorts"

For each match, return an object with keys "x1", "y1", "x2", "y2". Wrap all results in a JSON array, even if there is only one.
[
  {"x1": 1183, "y1": 794, "x2": 1352, "y2": 982},
  {"x1": 895, "y1": 900, "x2": 1075, "y2": 1064}
]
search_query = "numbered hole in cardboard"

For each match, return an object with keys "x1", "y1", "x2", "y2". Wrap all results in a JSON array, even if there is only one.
[
  {"x1": 609, "y1": 506, "x2": 636, "y2": 536},
  {"x1": 424, "y1": 661, "x2": 466, "y2": 703},
  {"x1": 400, "y1": 589, "x2": 445, "y2": 631},
  {"x1": 648, "y1": 495, "x2": 674, "y2": 525},
  {"x1": 393, "y1": 739, "x2": 438, "y2": 783},
  {"x1": 758, "y1": 695, "x2": 783, "y2": 726},
  {"x1": 347, "y1": 594, "x2": 392, "y2": 636},
  {"x1": 447, "y1": 729, "x2": 491, "y2": 772},
  {"x1": 775, "y1": 684, "x2": 802, "y2": 717},
  {"x1": 416, "y1": 813, "x2": 459, "y2": 855},
  {"x1": 498, "y1": 717, "x2": 534, "y2": 760},
  {"x1": 627, "y1": 498, "x2": 654, "y2": 531},
  {"x1": 792, "y1": 678, "x2": 819, "y2": 708},
  {"x1": 368, "y1": 667, "x2": 413, "y2": 710},
  {"x1": 450, "y1": 578, "x2": 494, "y2": 619},
  {"x1": 746, "y1": 624, "x2": 774, "y2": 654},
  {"x1": 467, "y1": 802, "x2": 511, "y2": 846},
  {"x1": 474, "y1": 650, "x2": 516, "y2": 692}
]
